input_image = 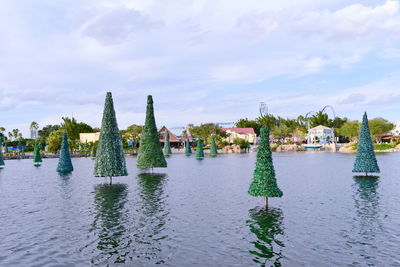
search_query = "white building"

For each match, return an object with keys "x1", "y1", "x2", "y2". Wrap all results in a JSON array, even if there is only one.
[
  {"x1": 391, "y1": 121, "x2": 400, "y2": 136},
  {"x1": 307, "y1": 125, "x2": 335, "y2": 144}
]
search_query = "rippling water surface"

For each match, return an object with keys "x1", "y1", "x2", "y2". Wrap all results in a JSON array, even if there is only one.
[{"x1": 0, "y1": 153, "x2": 399, "y2": 266}]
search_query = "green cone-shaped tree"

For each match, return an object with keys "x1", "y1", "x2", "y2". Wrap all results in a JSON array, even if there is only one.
[
  {"x1": 163, "y1": 131, "x2": 172, "y2": 156},
  {"x1": 94, "y1": 92, "x2": 128, "y2": 183},
  {"x1": 137, "y1": 95, "x2": 167, "y2": 169},
  {"x1": 353, "y1": 112, "x2": 380, "y2": 175},
  {"x1": 210, "y1": 135, "x2": 218, "y2": 157},
  {"x1": 248, "y1": 127, "x2": 282, "y2": 209},
  {"x1": 33, "y1": 144, "x2": 42, "y2": 165},
  {"x1": 196, "y1": 138, "x2": 204, "y2": 160},
  {"x1": 185, "y1": 139, "x2": 192, "y2": 155},
  {"x1": 0, "y1": 137, "x2": 5, "y2": 168},
  {"x1": 57, "y1": 131, "x2": 74, "y2": 173}
]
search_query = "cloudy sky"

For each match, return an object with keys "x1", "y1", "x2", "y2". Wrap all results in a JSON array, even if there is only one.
[{"x1": 1, "y1": 0, "x2": 400, "y2": 136}]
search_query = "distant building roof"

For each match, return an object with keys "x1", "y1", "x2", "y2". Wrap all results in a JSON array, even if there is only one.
[
  {"x1": 158, "y1": 126, "x2": 180, "y2": 142},
  {"x1": 222, "y1": 128, "x2": 256, "y2": 135},
  {"x1": 310, "y1": 125, "x2": 333, "y2": 131}
]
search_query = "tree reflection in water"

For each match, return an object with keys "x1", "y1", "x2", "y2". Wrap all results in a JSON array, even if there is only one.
[
  {"x1": 133, "y1": 173, "x2": 169, "y2": 264},
  {"x1": 92, "y1": 184, "x2": 128, "y2": 265},
  {"x1": 247, "y1": 207, "x2": 285, "y2": 267}
]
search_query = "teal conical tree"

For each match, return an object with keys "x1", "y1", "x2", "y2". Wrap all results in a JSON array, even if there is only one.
[
  {"x1": 33, "y1": 144, "x2": 42, "y2": 166},
  {"x1": 195, "y1": 138, "x2": 204, "y2": 160},
  {"x1": 210, "y1": 135, "x2": 218, "y2": 157},
  {"x1": 163, "y1": 131, "x2": 172, "y2": 156},
  {"x1": 185, "y1": 139, "x2": 192, "y2": 155},
  {"x1": 137, "y1": 95, "x2": 167, "y2": 169},
  {"x1": 353, "y1": 112, "x2": 380, "y2": 175},
  {"x1": 248, "y1": 127, "x2": 282, "y2": 209},
  {"x1": 94, "y1": 92, "x2": 128, "y2": 184},
  {"x1": 0, "y1": 137, "x2": 5, "y2": 168},
  {"x1": 57, "y1": 131, "x2": 74, "y2": 173}
]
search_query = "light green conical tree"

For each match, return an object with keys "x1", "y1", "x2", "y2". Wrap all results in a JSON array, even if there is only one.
[
  {"x1": 210, "y1": 135, "x2": 217, "y2": 157},
  {"x1": 248, "y1": 127, "x2": 282, "y2": 209},
  {"x1": 0, "y1": 137, "x2": 5, "y2": 168},
  {"x1": 94, "y1": 92, "x2": 128, "y2": 184},
  {"x1": 185, "y1": 139, "x2": 192, "y2": 155},
  {"x1": 353, "y1": 112, "x2": 380, "y2": 175},
  {"x1": 196, "y1": 138, "x2": 204, "y2": 160},
  {"x1": 57, "y1": 131, "x2": 74, "y2": 173},
  {"x1": 137, "y1": 95, "x2": 167, "y2": 169},
  {"x1": 33, "y1": 144, "x2": 42, "y2": 166},
  {"x1": 163, "y1": 131, "x2": 172, "y2": 156}
]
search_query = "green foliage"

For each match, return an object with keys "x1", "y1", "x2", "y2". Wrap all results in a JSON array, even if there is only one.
[
  {"x1": 210, "y1": 135, "x2": 217, "y2": 157},
  {"x1": 163, "y1": 131, "x2": 172, "y2": 156},
  {"x1": 185, "y1": 139, "x2": 192, "y2": 155},
  {"x1": 195, "y1": 139, "x2": 204, "y2": 160},
  {"x1": 339, "y1": 121, "x2": 360, "y2": 141},
  {"x1": 121, "y1": 124, "x2": 143, "y2": 143},
  {"x1": 271, "y1": 125, "x2": 292, "y2": 139},
  {"x1": 33, "y1": 144, "x2": 42, "y2": 163},
  {"x1": 369, "y1": 117, "x2": 394, "y2": 141},
  {"x1": 188, "y1": 123, "x2": 226, "y2": 145},
  {"x1": 248, "y1": 127, "x2": 283, "y2": 198},
  {"x1": 46, "y1": 129, "x2": 64, "y2": 152},
  {"x1": 38, "y1": 125, "x2": 60, "y2": 139},
  {"x1": 373, "y1": 143, "x2": 395, "y2": 150},
  {"x1": 353, "y1": 112, "x2": 380, "y2": 174},
  {"x1": 233, "y1": 137, "x2": 250, "y2": 150},
  {"x1": 137, "y1": 95, "x2": 167, "y2": 169},
  {"x1": 0, "y1": 138, "x2": 5, "y2": 167},
  {"x1": 94, "y1": 92, "x2": 128, "y2": 177},
  {"x1": 57, "y1": 131, "x2": 73, "y2": 173}
]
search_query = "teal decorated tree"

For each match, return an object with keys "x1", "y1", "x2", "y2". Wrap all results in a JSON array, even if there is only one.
[
  {"x1": 210, "y1": 135, "x2": 217, "y2": 157},
  {"x1": 57, "y1": 131, "x2": 74, "y2": 173},
  {"x1": 94, "y1": 92, "x2": 128, "y2": 184},
  {"x1": 163, "y1": 131, "x2": 172, "y2": 156},
  {"x1": 0, "y1": 137, "x2": 4, "y2": 168},
  {"x1": 248, "y1": 127, "x2": 282, "y2": 209},
  {"x1": 353, "y1": 112, "x2": 380, "y2": 175},
  {"x1": 185, "y1": 139, "x2": 192, "y2": 155},
  {"x1": 195, "y1": 138, "x2": 204, "y2": 160},
  {"x1": 137, "y1": 95, "x2": 167, "y2": 169},
  {"x1": 33, "y1": 144, "x2": 42, "y2": 166}
]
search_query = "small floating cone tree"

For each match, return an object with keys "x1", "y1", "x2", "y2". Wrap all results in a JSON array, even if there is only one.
[
  {"x1": 248, "y1": 127, "x2": 283, "y2": 209},
  {"x1": 33, "y1": 144, "x2": 42, "y2": 166},
  {"x1": 210, "y1": 135, "x2": 218, "y2": 157},
  {"x1": 94, "y1": 92, "x2": 128, "y2": 184},
  {"x1": 352, "y1": 112, "x2": 380, "y2": 176},
  {"x1": 0, "y1": 138, "x2": 5, "y2": 168},
  {"x1": 195, "y1": 138, "x2": 204, "y2": 160},
  {"x1": 163, "y1": 131, "x2": 172, "y2": 156},
  {"x1": 57, "y1": 131, "x2": 74, "y2": 173},
  {"x1": 185, "y1": 139, "x2": 192, "y2": 155},
  {"x1": 137, "y1": 95, "x2": 167, "y2": 170}
]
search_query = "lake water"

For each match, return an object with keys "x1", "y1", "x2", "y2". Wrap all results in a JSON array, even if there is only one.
[{"x1": 0, "y1": 153, "x2": 399, "y2": 266}]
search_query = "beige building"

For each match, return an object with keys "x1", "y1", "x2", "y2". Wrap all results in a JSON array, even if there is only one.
[
  {"x1": 80, "y1": 132, "x2": 100, "y2": 143},
  {"x1": 222, "y1": 128, "x2": 257, "y2": 144}
]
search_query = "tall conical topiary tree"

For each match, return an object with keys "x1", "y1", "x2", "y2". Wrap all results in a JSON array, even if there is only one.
[
  {"x1": 210, "y1": 135, "x2": 217, "y2": 157},
  {"x1": 0, "y1": 137, "x2": 5, "y2": 168},
  {"x1": 163, "y1": 131, "x2": 172, "y2": 156},
  {"x1": 57, "y1": 131, "x2": 74, "y2": 173},
  {"x1": 353, "y1": 112, "x2": 380, "y2": 175},
  {"x1": 195, "y1": 138, "x2": 204, "y2": 160},
  {"x1": 185, "y1": 139, "x2": 192, "y2": 155},
  {"x1": 137, "y1": 95, "x2": 167, "y2": 169},
  {"x1": 33, "y1": 144, "x2": 42, "y2": 166},
  {"x1": 94, "y1": 92, "x2": 127, "y2": 184},
  {"x1": 249, "y1": 127, "x2": 282, "y2": 209}
]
